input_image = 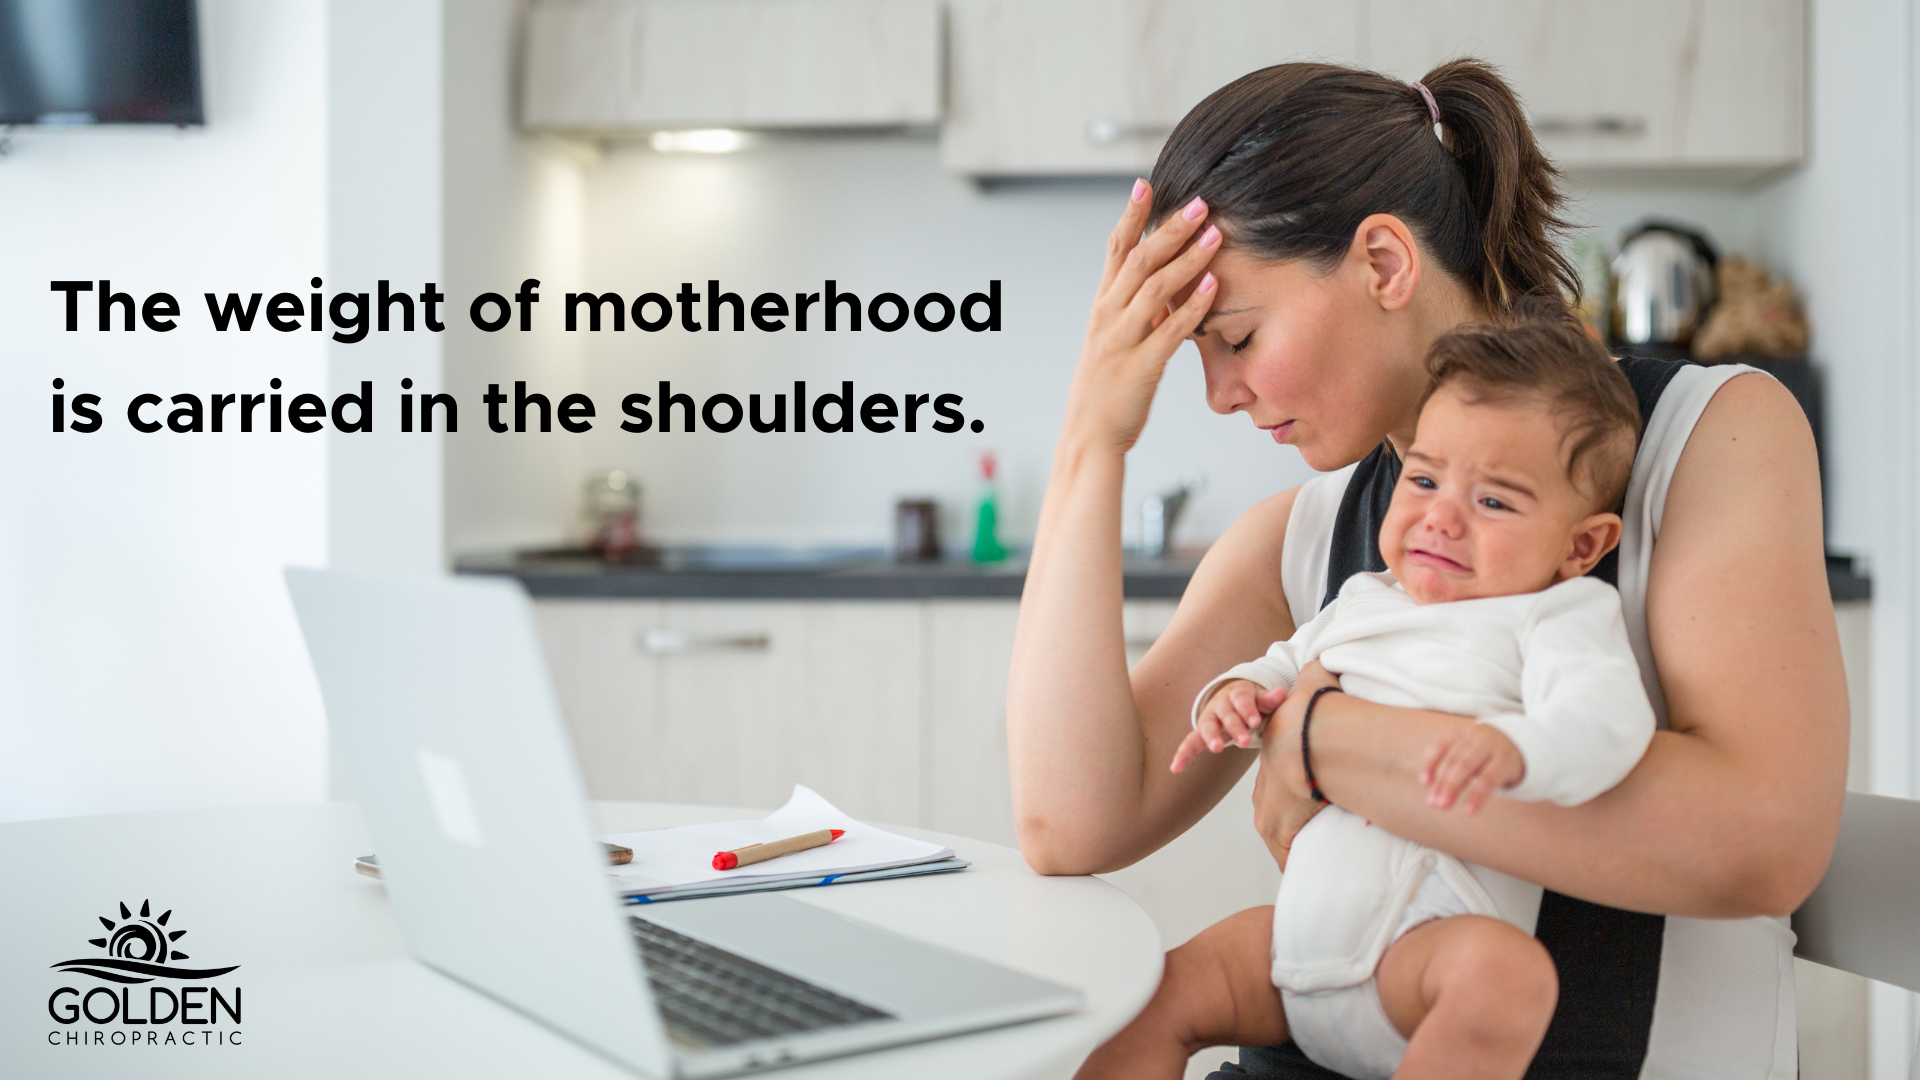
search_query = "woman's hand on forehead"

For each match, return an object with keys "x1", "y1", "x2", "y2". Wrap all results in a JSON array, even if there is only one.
[{"x1": 1063, "y1": 181, "x2": 1224, "y2": 454}]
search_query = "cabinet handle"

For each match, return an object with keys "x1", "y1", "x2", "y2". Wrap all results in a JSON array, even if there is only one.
[
  {"x1": 1086, "y1": 120, "x2": 1172, "y2": 146},
  {"x1": 638, "y1": 629, "x2": 772, "y2": 655},
  {"x1": 1531, "y1": 115, "x2": 1647, "y2": 138}
]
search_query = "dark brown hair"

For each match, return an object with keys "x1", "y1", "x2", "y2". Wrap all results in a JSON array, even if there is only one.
[
  {"x1": 1421, "y1": 299, "x2": 1641, "y2": 511},
  {"x1": 1147, "y1": 60, "x2": 1577, "y2": 311}
]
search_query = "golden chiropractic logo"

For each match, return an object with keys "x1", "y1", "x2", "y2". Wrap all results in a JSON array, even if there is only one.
[{"x1": 46, "y1": 900, "x2": 243, "y2": 1048}]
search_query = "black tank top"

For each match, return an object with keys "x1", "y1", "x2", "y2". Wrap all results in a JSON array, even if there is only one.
[{"x1": 1213, "y1": 356, "x2": 1689, "y2": 1080}]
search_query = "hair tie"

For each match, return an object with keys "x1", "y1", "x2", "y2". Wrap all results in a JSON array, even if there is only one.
[
  {"x1": 1410, "y1": 80, "x2": 1440, "y2": 124},
  {"x1": 1410, "y1": 80, "x2": 1446, "y2": 146}
]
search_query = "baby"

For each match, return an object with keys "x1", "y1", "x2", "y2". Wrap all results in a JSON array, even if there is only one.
[{"x1": 1080, "y1": 312, "x2": 1656, "y2": 1080}]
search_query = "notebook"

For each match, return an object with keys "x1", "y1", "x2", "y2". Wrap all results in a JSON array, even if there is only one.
[{"x1": 604, "y1": 786, "x2": 960, "y2": 901}]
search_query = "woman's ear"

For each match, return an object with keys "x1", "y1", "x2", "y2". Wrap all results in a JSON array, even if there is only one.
[
  {"x1": 1557, "y1": 512, "x2": 1624, "y2": 581},
  {"x1": 1352, "y1": 213, "x2": 1421, "y2": 312}
]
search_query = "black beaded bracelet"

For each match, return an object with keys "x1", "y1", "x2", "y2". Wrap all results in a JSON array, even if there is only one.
[{"x1": 1301, "y1": 685, "x2": 1342, "y2": 805}]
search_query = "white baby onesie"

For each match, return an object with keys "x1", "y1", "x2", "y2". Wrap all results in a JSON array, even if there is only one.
[{"x1": 1193, "y1": 571, "x2": 1655, "y2": 1080}]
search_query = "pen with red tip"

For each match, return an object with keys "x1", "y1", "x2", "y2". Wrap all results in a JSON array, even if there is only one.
[{"x1": 713, "y1": 829, "x2": 845, "y2": 870}]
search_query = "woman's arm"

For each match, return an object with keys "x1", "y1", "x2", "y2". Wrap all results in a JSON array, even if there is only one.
[
  {"x1": 1257, "y1": 373, "x2": 1848, "y2": 918},
  {"x1": 1007, "y1": 185, "x2": 1303, "y2": 875}
]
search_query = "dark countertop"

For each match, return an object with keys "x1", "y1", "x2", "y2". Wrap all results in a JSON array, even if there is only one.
[
  {"x1": 1829, "y1": 554, "x2": 1873, "y2": 603},
  {"x1": 456, "y1": 550, "x2": 1871, "y2": 604},
  {"x1": 454, "y1": 550, "x2": 1201, "y2": 600}
]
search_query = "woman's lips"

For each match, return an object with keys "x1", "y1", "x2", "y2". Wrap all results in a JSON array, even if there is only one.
[{"x1": 1263, "y1": 420, "x2": 1295, "y2": 444}]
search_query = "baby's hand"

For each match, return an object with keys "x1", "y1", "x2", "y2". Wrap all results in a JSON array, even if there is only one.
[
  {"x1": 1170, "y1": 679, "x2": 1286, "y2": 773},
  {"x1": 1420, "y1": 724, "x2": 1525, "y2": 813}
]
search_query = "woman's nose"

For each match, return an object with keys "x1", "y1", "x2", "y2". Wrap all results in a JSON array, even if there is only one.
[{"x1": 1200, "y1": 357, "x2": 1253, "y2": 416}]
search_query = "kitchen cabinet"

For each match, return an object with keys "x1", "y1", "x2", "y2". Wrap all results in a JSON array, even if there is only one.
[
  {"x1": 533, "y1": 600, "x2": 923, "y2": 824},
  {"x1": 1369, "y1": 0, "x2": 1805, "y2": 177},
  {"x1": 924, "y1": 600, "x2": 1021, "y2": 845},
  {"x1": 941, "y1": 0, "x2": 1362, "y2": 176},
  {"x1": 521, "y1": 0, "x2": 941, "y2": 132},
  {"x1": 943, "y1": 0, "x2": 1802, "y2": 180},
  {"x1": 535, "y1": 596, "x2": 1179, "y2": 841}
]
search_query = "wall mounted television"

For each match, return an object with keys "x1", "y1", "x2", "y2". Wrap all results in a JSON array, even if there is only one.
[{"x1": 0, "y1": 0, "x2": 203, "y2": 125}]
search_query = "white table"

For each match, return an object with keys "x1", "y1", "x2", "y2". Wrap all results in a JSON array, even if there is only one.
[{"x1": 0, "y1": 802, "x2": 1163, "y2": 1079}]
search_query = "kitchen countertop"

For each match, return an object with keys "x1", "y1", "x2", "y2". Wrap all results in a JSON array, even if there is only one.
[
  {"x1": 455, "y1": 550, "x2": 1872, "y2": 604},
  {"x1": 454, "y1": 549, "x2": 1200, "y2": 600},
  {"x1": 1828, "y1": 555, "x2": 1873, "y2": 603}
]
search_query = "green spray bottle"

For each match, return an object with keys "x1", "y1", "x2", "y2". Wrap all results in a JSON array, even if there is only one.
[{"x1": 971, "y1": 451, "x2": 1008, "y2": 564}]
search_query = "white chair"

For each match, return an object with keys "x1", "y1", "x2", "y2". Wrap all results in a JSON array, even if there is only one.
[
  {"x1": 1793, "y1": 791, "x2": 1920, "y2": 1078},
  {"x1": 1793, "y1": 791, "x2": 1920, "y2": 993}
]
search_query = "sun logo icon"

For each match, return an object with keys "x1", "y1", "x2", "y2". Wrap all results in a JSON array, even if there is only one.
[
  {"x1": 51, "y1": 901, "x2": 237, "y2": 984},
  {"x1": 95, "y1": 900, "x2": 186, "y2": 964}
]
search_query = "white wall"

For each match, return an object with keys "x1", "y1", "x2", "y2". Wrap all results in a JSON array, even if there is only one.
[
  {"x1": 1757, "y1": 8, "x2": 1915, "y2": 579},
  {"x1": 443, "y1": 137, "x2": 1326, "y2": 558},
  {"x1": 1560, "y1": 180, "x2": 1767, "y2": 269},
  {"x1": 441, "y1": 0, "x2": 593, "y2": 557},
  {"x1": 0, "y1": 0, "x2": 329, "y2": 821},
  {"x1": 330, "y1": 0, "x2": 446, "y2": 576}
]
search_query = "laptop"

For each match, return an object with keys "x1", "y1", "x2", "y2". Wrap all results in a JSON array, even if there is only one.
[{"x1": 286, "y1": 568, "x2": 1082, "y2": 1078}]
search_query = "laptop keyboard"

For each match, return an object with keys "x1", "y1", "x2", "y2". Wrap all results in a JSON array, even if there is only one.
[{"x1": 629, "y1": 916, "x2": 894, "y2": 1047}]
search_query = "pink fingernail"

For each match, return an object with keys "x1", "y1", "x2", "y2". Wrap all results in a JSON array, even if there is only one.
[
  {"x1": 1182, "y1": 197, "x2": 1207, "y2": 221},
  {"x1": 1197, "y1": 272, "x2": 1216, "y2": 293},
  {"x1": 1131, "y1": 178, "x2": 1147, "y2": 203},
  {"x1": 1199, "y1": 225, "x2": 1220, "y2": 248}
]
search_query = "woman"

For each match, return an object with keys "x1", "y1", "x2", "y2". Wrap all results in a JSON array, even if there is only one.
[{"x1": 1007, "y1": 60, "x2": 1847, "y2": 1078}]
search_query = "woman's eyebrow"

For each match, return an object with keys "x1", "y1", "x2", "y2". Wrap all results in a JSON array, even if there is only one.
[{"x1": 1191, "y1": 305, "x2": 1258, "y2": 338}]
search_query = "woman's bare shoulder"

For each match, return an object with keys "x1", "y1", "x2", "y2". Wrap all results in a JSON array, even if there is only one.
[
  {"x1": 1194, "y1": 486, "x2": 1297, "y2": 598},
  {"x1": 1659, "y1": 370, "x2": 1822, "y2": 569}
]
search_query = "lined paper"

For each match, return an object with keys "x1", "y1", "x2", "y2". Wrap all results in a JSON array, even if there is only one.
[{"x1": 603, "y1": 786, "x2": 955, "y2": 898}]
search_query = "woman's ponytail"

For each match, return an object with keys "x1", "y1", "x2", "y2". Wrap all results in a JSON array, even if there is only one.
[
  {"x1": 1419, "y1": 60, "x2": 1578, "y2": 308},
  {"x1": 1147, "y1": 58, "x2": 1578, "y2": 315}
]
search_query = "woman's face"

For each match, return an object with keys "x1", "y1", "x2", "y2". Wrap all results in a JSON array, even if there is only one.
[{"x1": 1183, "y1": 246, "x2": 1435, "y2": 471}]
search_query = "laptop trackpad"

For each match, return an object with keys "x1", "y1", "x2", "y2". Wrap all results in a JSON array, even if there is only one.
[{"x1": 633, "y1": 892, "x2": 1078, "y2": 1020}]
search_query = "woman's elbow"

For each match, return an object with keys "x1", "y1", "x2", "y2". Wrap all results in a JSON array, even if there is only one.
[
  {"x1": 1762, "y1": 839, "x2": 1836, "y2": 917},
  {"x1": 1713, "y1": 855, "x2": 1827, "y2": 919},
  {"x1": 1706, "y1": 816, "x2": 1839, "y2": 918},
  {"x1": 1014, "y1": 813, "x2": 1111, "y2": 876}
]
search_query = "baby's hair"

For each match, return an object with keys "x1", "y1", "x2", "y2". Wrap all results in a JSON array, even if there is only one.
[{"x1": 1420, "y1": 298, "x2": 1642, "y2": 512}]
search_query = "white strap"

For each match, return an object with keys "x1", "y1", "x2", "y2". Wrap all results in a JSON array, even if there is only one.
[{"x1": 1280, "y1": 463, "x2": 1357, "y2": 631}]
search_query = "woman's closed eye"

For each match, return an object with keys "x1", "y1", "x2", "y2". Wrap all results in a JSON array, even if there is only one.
[{"x1": 1229, "y1": 331, "x2": 1255, "y2": 354}]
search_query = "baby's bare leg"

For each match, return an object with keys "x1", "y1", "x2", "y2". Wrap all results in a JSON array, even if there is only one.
[
  {"x1": 1074, "y1": 906, "x2": 1289, "y2": 1080},
  {"x1": 1375, "y1": 914, "x2": 1557, "y2": 1080}
]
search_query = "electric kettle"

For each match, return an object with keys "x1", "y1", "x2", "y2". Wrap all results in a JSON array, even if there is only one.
[{"x1": 1610, "y1": 222, "x2": 1718, "y2": 348}]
